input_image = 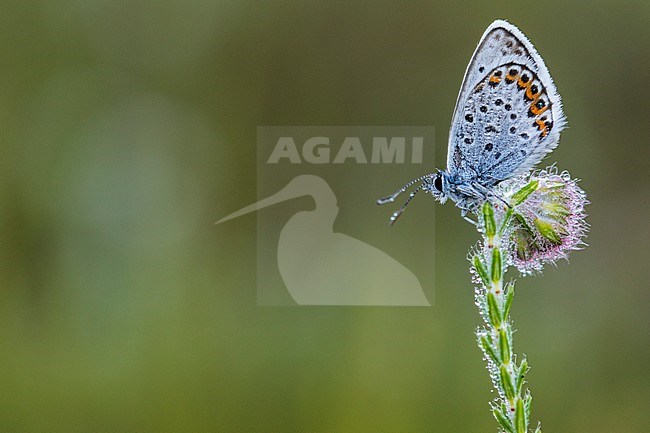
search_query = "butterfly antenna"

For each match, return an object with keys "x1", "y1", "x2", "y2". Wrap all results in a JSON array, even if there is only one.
[
  {"x1": 376, "y1": 174, "x2": 432, "y2": 205},
  {"x1": 387, "y1": 184, "x2": 424, "y2": 226}
]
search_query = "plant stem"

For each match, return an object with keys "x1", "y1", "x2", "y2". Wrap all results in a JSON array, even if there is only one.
[{"x1": 472, "y1": 202, "x2": 541, "y2": 433}]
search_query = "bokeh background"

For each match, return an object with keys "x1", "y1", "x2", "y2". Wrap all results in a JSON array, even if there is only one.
[{"x1": 1, "y1": 1, "x2": 648, "y2": 432}]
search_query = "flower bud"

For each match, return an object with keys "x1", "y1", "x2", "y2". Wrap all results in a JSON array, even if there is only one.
[{"x1": 499, "y1": 167, "x2": 589, "y2": 274}]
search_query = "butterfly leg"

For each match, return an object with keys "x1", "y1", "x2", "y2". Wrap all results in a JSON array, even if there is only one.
[
  {"x1": 461, "y1": 209, "x2": 478, "y2": 225},
  {"x1": 471, "y1": 182, "x2": 511, "y2": 209},
  {"x1": 456, "y1": 183, "x2": 486, "y2": 201}
]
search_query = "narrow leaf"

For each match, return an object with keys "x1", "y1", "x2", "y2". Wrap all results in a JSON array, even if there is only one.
[
  {"x1": 482, "y1": 202, "x2": 496, "y2": 238},
  {"x1": 511, "y1": 180, "x2": 539, "y2": 206},
  {"x1": 514, "y1": 212, "x2": 534, "y2": 234},
  {"x1": 499, "y1": 207, "x2": 514, "y2": 236},
  {"x1": 480, "y1": 335, "x2": 500, "y2": 364},
  {"x1": 499, "y1": 328, "x2": 511, "y2": 364},
  {"x1": 534, "y1": 218, "x2": 562, "y2": 244},
  {"x1": 493, "y1": 408, "x2": 515, "y2": 433},
  {"x1": 473, "y1": 255, "x2": 490, "y2": 287},
  {"x1": 524, "y1": 393, "x2": 533, "y2": 425},
  {"x1": 491, "y1": 248, "x2": 502, "y2": 282},
  {"x1": 500, "y1": 365, "x2": 516, "y2": 402},
  {"x1": 515, "y1": 359, "x2": 529, "y2": 393},
  {"x1": 503, "y1": 283, "x2": 515, "y2": 320},
  {"x1": 515, "y1": 398, "x2": 526, "y2": 433},
  {"x1": 487, "y1": 292, "x2": 502, "y2": 328}
]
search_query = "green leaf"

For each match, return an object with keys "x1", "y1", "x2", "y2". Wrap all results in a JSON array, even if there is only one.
[
  {"x1": 480, "y1": 335, "x2": 500, "y2": 364},
  {"x1": 515, "y1": 359, "x2": 529, "y2": 393},
  {"x1": 499, "y1": 328, "x2": 511, "y2": 364},
  {"x1": 511, "y1": 180, "x2": 539, "y2": 206},
  {"x1": 514, "y1": 212, "x2": 534, "y2": 234},
  {"x1": 534, "y1": 218, "x2": 562, "y2": 244},
  {"x1": 515, "y1": 398, "x2": 526, "y2": 433},
  {"x1": 493, "y1": 408, "x2": 515, "y2": 433},
  {"x1": 499, "y1": 208, "x2": 514, "y2": 236},
  {"x1": 543, "y1": 201, "x2": 570, "y2": 219},
  {"x1": 482, "y1": 202, "x2": 496, "y2": 238},
  {"x1": 503, "y1": 283, "x2": 515, "y2": 320},
  {"x1": 524, "y1": 393, "x2": 533, "y2": 425},
  {"x1": 487, "y1": 292, "x2": 502, "y2": 328},
  {"x1": 491, "y1": 248, "x2": 502, "y2": 282},
  {"x1": 473, "y1": 255, "x2": 490, "y2": 287},
  {"x1": 500, "y1": 365, "x2": 516, "y2": 402}
]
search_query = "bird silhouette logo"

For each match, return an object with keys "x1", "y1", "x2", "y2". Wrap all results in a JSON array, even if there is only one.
[{"x1": 217, "y1": 175, "x2": 430, "y2": 306}]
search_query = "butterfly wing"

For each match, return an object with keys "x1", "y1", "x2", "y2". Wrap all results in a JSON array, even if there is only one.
[{"x1": 446, "y1": 20, "x2": 566, "y2": 185}]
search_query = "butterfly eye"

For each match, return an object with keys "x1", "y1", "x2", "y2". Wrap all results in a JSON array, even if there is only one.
[{"x1": 434, "y1": 174, "x2": 443, "y2": 192}]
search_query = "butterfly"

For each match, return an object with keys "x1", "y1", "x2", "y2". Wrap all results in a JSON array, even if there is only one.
[{"x1": 378, "y1": 19, "x2": 566, "y2": 224}]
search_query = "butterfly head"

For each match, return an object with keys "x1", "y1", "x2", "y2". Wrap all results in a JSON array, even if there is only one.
[
  {"x1": 425, "y1": 171, "x2": 449, "y2": 205},
  {"x1": 377, "y1": 171, "x2": 449, "y2": 225}
]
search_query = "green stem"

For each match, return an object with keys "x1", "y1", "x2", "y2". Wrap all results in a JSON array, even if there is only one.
[{"x1": 475, "y1": 202, "x2": 539, "y2": 433}]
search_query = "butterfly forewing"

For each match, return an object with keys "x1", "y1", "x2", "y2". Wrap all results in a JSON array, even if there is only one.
[{"x1": 447, "y1": 20, "x2": 566, "y2": 184}]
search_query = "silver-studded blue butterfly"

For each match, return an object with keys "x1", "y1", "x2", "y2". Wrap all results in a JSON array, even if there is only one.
[{"x1": 378, "y1": 20, "x2": 566, "y2": 224}]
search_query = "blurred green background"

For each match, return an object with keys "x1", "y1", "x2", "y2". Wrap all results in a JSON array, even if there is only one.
[{"x1": 1, "y1": 1, "x2": 648, "y2": 432}]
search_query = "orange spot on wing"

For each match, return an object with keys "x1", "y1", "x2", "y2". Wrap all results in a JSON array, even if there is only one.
[
  {"x1": 529, "y1": 103, "x2": 548, "y2": 116},
  {"x1": 535, "y1": 119, "x2": 550, "y2": 138},
  {"x1": 525, "y1": 85, "x2": 540, "y2": 101}
]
